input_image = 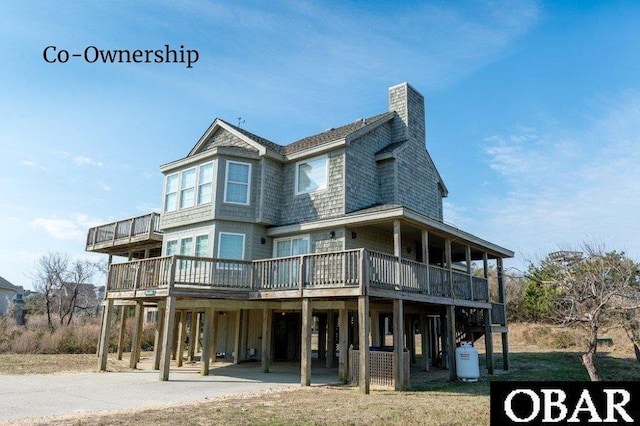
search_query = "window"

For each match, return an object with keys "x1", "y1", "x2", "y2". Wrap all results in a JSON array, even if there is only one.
[
  {"x1": 197, "y1": 163, "x2": 213, "y2": 205},
  {"x1": 165, "y1": 163, "x2": 214, "y2": 212},
  {"x1": 217, "y1": 232, "x2": 245, "y2": 260},
  {"x1": 295, "y1": 155, "x2": 328, "y2": 194},
  {"x1": 179, "y1": 237, "x2": 193, "y2": 269},
  {"x1": 180, "y1": 168, "x2": 196, "y2": 209},
  {"x1": 166, "y1": 239, "x2": 178, "y2": 256},
  {"x1": 195, "y1": 234, "x2": 209, "y2": 267},
  {"x1": 195, "y1": 234, "x2": 209, "y2": 257},
  {"x1": 224, "y1": 161, "x2": 251, "y2": 205},
  {"x1": 164, "y1": 174, "x2": 178, "y2": 212},
  {"x1": 274, "y1": 235, "x2": 309, "y2": 284},
  {"x1": 274, "y1": 235, "x2": 310, "y2": 257}
]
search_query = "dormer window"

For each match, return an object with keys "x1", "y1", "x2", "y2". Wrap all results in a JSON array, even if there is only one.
[
  {"x1": 224, "y1": 161, "x2": 251, "y2": 205},
  {"x1": 295, "y1": 155, "x2": 328, "y2": 195}
]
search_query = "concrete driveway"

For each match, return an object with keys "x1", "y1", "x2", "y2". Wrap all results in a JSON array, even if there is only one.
[{"x1": 0, "y1": 361, "x2": 340, "y2": 423}]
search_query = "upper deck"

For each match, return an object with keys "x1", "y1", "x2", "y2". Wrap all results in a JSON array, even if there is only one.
[{"x1": 86, "y1": 213, "x2": 163, "y2": 258}]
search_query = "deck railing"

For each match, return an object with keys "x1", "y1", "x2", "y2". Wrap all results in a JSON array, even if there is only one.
[
  {"x1": 86, "y1": 213, "x2": 161, "y2": 247},
  {"x1": 106, "y1": 249, "x2": 490, "y2": 304}
]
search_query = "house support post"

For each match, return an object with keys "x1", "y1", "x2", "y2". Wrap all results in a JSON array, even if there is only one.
[
  {"x1": 171, "y1": 312, "x2": 180, "y2": 360},
  {"x1": 358, "y1": 295, "x2": 370, "y2": 394},
  {"x1": 176, "y1": 310, "x2": 187, "y2": 367},
  {"x1": 152, "y1": 307, "x2": 165, "y2": 370},
  {"x1": 446, "y1": 305, "x2": 456, "y2": 381},
  {"x1": 261, "y1": 308, "x2": 272, "y2": 373},
  {"x1": 187, "y1": 310, "x2": 197, "y2": 362},
  {"x1": 420, "y1": 314, "x2": 429, "y2": 371},
  {"x1": 200, "y1": 307, "x2": 214, "y2": 376},
  {"x1": 301, "y1": 298, "x2": 312, "y2": 386},
  {"x1": 98, "y1": 298, "x2": 115, "y2": 371},
  {"x1": 116, "y1": 306, "x2": 127, "y2": 361},
  {"x1": 404, "y1": 314, "x2": 415, "y2": 364},
  {"x1": 370, "y1": 309, "x2": 380, "y2": 347},
  {"x1": 159, "y1": 296, "x2": 176, "y2": 381},
  {"x1": 318, "y1": 314, "x2": 327, "y2": 361},
  {"x1": 497, "y1": 257, "x2": 509, "y2": 371},
  {"x1": 326, "y1": 310, "x2": 335, "y2": 368},
  {"x1": 129, "y1": 300, "x2": 144, "y2": 369},
  {"x1": 233, "y1": 310, "x2": 242, "y2": 364},
  {"x1": 338, "y1": 308, "x2": 348, "y2": 382},
  {"x1": 484, "y1": 307, "x2": 494, "y2": 374},
  {"x1": 393, "y1": 299, "x2": 405, "y2": 390}
]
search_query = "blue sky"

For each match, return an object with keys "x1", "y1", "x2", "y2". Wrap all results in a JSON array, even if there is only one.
[{"x1": 1, "y1": 1, "x2": 639, "y2": 289}]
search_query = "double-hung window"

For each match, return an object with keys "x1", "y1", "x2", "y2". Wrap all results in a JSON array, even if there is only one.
[
  {"x1": 295, "y1": 155, "x2": 328, "y2": 194},
  {"x1": 164, "y1": 174, "x2": 179, "y2": 212},
  {"x1": 164, "y1": 162, "x2": 213, "y2": 212},
  {"x1": 224, "y1": 161, "x2": 251, "y2": 205},
  {"x1": 194, "y1": 234, "x2": 209, "y2": 268},
  {"x1": 166, "y1": 239, "x2": 178, "y2": 256},
  {"x1": 217, "y1": 232, "x2": 245, "y2": 269},
  {"x1": 179, "y1": 168, "x2": 196, "y2": 209},
  {"x1": 197, "y1": 163, "x2": 213, "y2": 205},
  {"x1": 178, "y1": 237, "x2": 193, "y2": 269}
]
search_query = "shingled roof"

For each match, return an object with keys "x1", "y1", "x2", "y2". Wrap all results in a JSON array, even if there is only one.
[
  {"x1": 221, "y1": 120, "x2": 283, "y2": 153},
  {"x1": 218, "y1": 111, "x2": 395, "y2": 157},
  {"x1": 282, "y1": 111, "x2": 395, "y2": 155}
]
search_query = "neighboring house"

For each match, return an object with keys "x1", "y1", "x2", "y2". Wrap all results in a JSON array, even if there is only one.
[
  {"x1": 89, "y1": 83, "x2": 513, "y2": 391},
  {"x1": 0, "y1": 276, "x2": 24, "y2": 316},
  {"x1": 59, "y1": 282, "x2": 102, "y2": 318}
]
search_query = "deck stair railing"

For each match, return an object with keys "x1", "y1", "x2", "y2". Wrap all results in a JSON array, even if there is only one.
[{"x1": 106, "y1": 249, "x2": 490, "y2": 304}]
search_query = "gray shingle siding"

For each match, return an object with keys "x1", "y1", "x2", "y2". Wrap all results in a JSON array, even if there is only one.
[
  {"x1": 161, "y1": 204, "x2": 214, "y2": 230},
  {"x1": 395, "y1": 141, "x2": 442, "y2": 220},
  {"x1": 201, "y1": 127, "x2": 259, "y2": 152},
  {"x1": 278, "y1": 150, "x2": 345, "y2": 225},
  {"x1": 258, "y1": 158, "x2": 282, "y2": 225},
  {"x1": 377, "y1": 159, "x2": 396, "y2": 205},
  {"x1": 345, "y1": 123, "x2": 394, "y2": 212},
  {"x1": 215, "y1": 157, "x2": 260, "y2": 222}
]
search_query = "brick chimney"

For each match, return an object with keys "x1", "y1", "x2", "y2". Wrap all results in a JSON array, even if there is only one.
[{"x1": 388, "y1": 82, "x2": 426, "y2": 145}]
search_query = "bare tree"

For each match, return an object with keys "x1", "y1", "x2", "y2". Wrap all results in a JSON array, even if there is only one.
[
  {"x1": 537, "y1": 245, "x2": 640, "y2": 380},
  {"x1": 30, "y1": 253, "x2": 99, "y2": 328}
]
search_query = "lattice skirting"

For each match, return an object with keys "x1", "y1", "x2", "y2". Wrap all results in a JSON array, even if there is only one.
[{"x1": 348, "y1": 349, "x2": 410, "y2": 389}]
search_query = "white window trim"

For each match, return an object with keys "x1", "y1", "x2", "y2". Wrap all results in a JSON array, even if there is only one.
[
  {"x1": 294, "y1": 154, "x2": 328, "y2": 195},
  {"x1": 217, "y1": 232, "x2": 246, "y2": 270},
  {"x1": 223, "y1": 160, "x2": 252, "y2": 205},
  {"x1": 165, "y1": 238, "x2": 179, "y2": 256},
  {"x1": 273, "y1": 235, "x2": 310, "y2": 257},
  {"x1": 194, "y1": 233, "x2": 210, "y2": 257},
  {"x1": 197, "y1": 162, "x2": 214, "y2": 206},
  {"x1": 179, "y1": 167, "x2": 197, "y2": 209},
  {"x1": 164, "y1": 172, "x2": 179, "y2": 212}
]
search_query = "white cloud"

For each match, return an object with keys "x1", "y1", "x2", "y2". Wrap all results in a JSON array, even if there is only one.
[
  {"x1": 100, "y1": 183, "x2": 112, "y2": 191},
  {"x1": 480, "y1": 94, "x2": 640, "y2": 265},
  {"x1": 31, "y1": 212, "x2": 105, "y2": 241},
  {"x1": 20, "y1": 160, "x2": 36, "y2": 167},
  {"x1": 73, "y1": 156, "x2": 104, "y2": 167}
]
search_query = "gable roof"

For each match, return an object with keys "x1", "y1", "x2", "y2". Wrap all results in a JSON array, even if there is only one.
[{"x1": 184, "y1": 111, "x2": 396, "y2": 162}]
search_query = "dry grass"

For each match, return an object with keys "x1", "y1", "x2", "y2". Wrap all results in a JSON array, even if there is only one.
[
  {"x1": 2, "y1": 323, "x2": 639, "y2": 425},
  {"x1": 17, "y1": 386, "x2": 489, "y2": 426}
]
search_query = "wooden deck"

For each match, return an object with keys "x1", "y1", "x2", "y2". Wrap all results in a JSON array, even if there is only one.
[
  {"x1": 105, "y1": 249, "x2": 505, "y2": 319},
  {"x1": 86, "y1": 213, "x2": 163, "y2": 256}
]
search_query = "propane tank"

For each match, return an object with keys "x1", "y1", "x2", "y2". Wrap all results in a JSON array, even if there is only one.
[{"x1": 455, "y1": 341, "x2": 479, "y2": 382}]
